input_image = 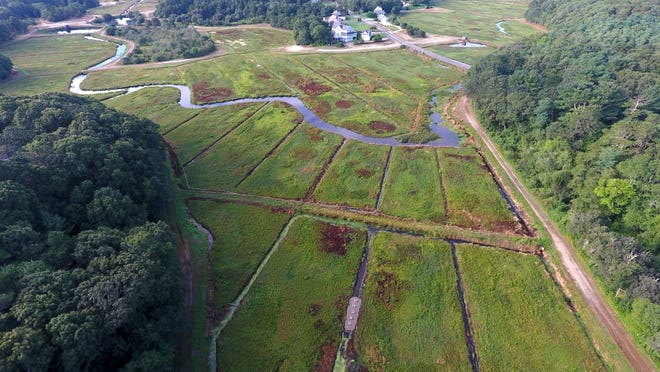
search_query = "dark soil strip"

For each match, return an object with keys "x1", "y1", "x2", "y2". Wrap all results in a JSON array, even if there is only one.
[
  {"x1": 450, "y1": 242, "x2": 481, "y2": 372},
  {"x1": 235, "y1": 122, "x2": 301, "y2": 187},
  {"x1": 434, "y1": 149, "x2": 449, "y2": 220},
  {"x1": 476, "y1": 151, "x2": 533, "y2": 236},
  {"x1": 353, "y1": 228, "x2": 376, "y2": 297},
  {"x1": 182, "y1": 102, "x2": 269, "y2": 168},
  {"x1": 375, "y1": 146, "x2": 393, "y2": 211},
  {"x1": 162, "y1": 112, "x2": 201, "y2": 136},
  {"x1": 304, "y1": 138, "x2": 347, "y2": 201},
  {"x1": 537, "y1": 253, "x2": 608, "y2": 370}
]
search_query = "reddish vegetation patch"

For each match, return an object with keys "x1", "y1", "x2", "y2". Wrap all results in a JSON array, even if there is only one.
[
  {"x1": 306, "y1": 127, "x2": 324, "y2": 141},
  {"x1": 356, "y1": 168, "x2": 373, "y2": 178},
  {"x1": 193, "y1": 82, "x2": 232, "y2": 103},
  {"x1": 368, "y1": 121, "x2": 396, "y2": 133},
  {"x1": 308, "y1": 303, "x2": 322, "y2": 316},
  {"x1": 272, "y1": 101, "x2": 290, "y2": 109},
  {"x1": 293, "y1": 148, "x2": 314, "y2": 160},
  {"x1": 292, "y1": 114, "x2": 304, "y2": 125},
  {"x1": 335, "y1": 100, "x2": 353, "y2": 109},
  {"x1": 297, "y1": 78, "x2": 332, "y2": 96},
  {"x1": 491, "y1": 220, "x2": 523, "y2": 235},
  {"x1": 445, "y1": 153, "x2": 475, "y2": 161},
  {"x1": 331, "y1": 68, "x2": 358, "y2": 84},
  {"x1": 268, "y1": 206, "x2": 295, "y2": 215},
  {"x1": 376, "y1": 271, "x2": 406, "y2": 309},
  {"x1": 258, "y1": 73, "x2": 270, "y2": 79},
  {"x1": 314, "y1": 340, "x2": 338, "y2": 372},
  {"x1": 311, "y1": 100, "x2": 331, "y2": 116},
  {"x1": 319, "y1": 223, "x2": 354, "y2": 256}
]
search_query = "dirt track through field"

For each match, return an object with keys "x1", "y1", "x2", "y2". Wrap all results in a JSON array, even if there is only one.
[{"x1": 454, "y1": 96, "x2": 655, "y2": 371}]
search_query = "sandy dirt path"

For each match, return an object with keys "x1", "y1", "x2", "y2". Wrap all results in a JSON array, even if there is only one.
[{"x1": 455, "y1": 96, "x2": 655, "y2": 371}]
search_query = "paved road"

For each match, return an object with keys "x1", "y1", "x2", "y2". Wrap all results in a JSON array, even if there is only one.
[
  {"x1": 456, "y1": 96, "x2": 656, "y2": 372},
  {"x1": 366, "y1": 20, "x2": 471, "y2": 70}
]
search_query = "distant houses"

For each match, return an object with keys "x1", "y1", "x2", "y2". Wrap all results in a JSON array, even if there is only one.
[
  {"x1": 325, "y1": 10, "x2": 356, "y2": 42},
  {"x1": 374, "y1": 6, "x2": 388, "y2": 24}
]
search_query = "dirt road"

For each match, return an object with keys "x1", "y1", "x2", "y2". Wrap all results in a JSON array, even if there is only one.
[{"x1": 455, "y1": 96, "x2": 655, "y2": 371}]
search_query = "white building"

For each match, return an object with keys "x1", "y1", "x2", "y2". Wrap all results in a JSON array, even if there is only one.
[{"x1": 332, "y1": 21, "x2": 357, "y2": 42}]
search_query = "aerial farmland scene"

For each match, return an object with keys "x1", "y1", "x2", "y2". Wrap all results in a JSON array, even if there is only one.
[{"x1": 0, "y1": 0, "x2": 657, "y2": 371}]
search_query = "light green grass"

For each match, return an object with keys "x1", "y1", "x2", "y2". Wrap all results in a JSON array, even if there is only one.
[
  {"x1": 438, "y1": 147, "x2": 515, "y2": 230},
  {"x1": 103, "y1": 86, "x2": 198, "y2": 133},
  {"x1": 164, "y1": 102, "x2": 264, "y2": 164},
  {"x1": 380, "y1": 147, "x2": 445, "y2": 222},
  {"x1": 0, "y1": 36, "x2": 116, "y2": 96},
  {"x1": 398, "y1": 0, "x2": 540, "y2": 47},
  {"x1": 185, "y1": 102, "x2": 300, "y2": 189},
  {"x1": 313, "y1": 140, "x2": 389, "y2": 209},
  {"x1": 456, "y1": 245, "x2": 604, "y2": 370},
  {"x1": 355, "y1": 232, "x2": 470, "y2": 370},
  {"x1": 239, "y1": 124, "x2": 344, "y2": 199},
  {"x1": 426, "y1": 45, "x2": 497, "y2": 66},
  {"x1": 217, "y1": 217, "x2": 366, "y2": 370},
  {"x1": 209, "y1": 27, "x2": 294, "y2": 53},
  {"x1": 187, "y1": 200, "x2": 292, "y2": 308}
]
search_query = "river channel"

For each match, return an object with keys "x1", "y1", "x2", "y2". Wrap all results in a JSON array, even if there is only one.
[{"x1": 70, "y1": 37, "x2": 461, "y2": 147}]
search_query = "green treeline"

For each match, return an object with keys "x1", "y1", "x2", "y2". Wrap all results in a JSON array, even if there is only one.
[
  {"x1": 465, "y1": 0, "x2": 658, "y2": 360},
  {"x1": 0, "y1": 54, "x2": 11, "y2": 79},
  {"x1": 0, "y1": 0, "x2": 100, "y2": 41},
  {"x1": 0, "y1": 93, "x2": 180, "y2": 370},
  {"x1": 110, "y1": 23, "x2": 216, "y2": 64},
  {"x1": 155, "y1": 0, "x2": 333, "y2": 45}
]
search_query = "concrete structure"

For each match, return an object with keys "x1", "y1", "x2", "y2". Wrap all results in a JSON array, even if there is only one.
[{"x1": 344, "y1": 297, "x2": 362, "y2": 332}]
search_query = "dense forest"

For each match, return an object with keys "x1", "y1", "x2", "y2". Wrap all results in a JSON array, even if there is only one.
[
  {"x1": 155, "y1": 0, "x2": 334, "y2": 45},
  {"x1": 0, "y1": 54, "x2": 11, "y2": 79},
  {"x1": 465, "y1": 0, "x2": 659, "y2": 360},
  {"x1": 109, "y1": 23, "x2": 216, "y2": 64},
  {"x1": 0, "y1": 93, "x2": 180, "y2": 370},
  {"x1": 0, "y1": 0, "x2": 100, "y2": 41}
]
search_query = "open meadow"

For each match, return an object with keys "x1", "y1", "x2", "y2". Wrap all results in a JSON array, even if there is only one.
[
  {"x1": 216, "y1": 217, "x2": 366, "y2": 370},
  {"x1": 354, "y1": 233, "x2": 470, "y2": 370}
]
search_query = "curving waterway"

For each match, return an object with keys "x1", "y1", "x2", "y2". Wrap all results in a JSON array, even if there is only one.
[{"x1": 70, "y1": 38, "x2": 461, "y2": 147}]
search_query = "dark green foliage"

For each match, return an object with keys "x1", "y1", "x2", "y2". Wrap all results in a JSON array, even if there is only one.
[
  {"x1": 0, "y1": 0, "x2": 100, "y2": 41},
  {"x1": 116, "y1": 24, "x2": 216, "y2": 64},
  {"x1": 0, "y1": 92, "x2": 180, "y2": 370},
  {"x1": 465, "y1": 0, "x2": 659, "y2": 359},
  {"x1": 337, "y1": 0, "x2": 402, "y2": 14},
  {"x1": 155, "y1": 0, "x2": 333, "y2": 45},
  {"x1": 0, "y1": 54, "x2": 12, "y2": 80}
]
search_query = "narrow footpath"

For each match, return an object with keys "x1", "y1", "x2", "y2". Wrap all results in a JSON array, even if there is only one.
[{"x1": 455, "y1": 96, "x2": 655, "y2": 371}]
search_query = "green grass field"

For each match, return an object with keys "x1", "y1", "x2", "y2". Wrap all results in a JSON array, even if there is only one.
[
  {"x1": 187, "y1": 200, "x2": 292, "y2": 308},
  {"x1": 217, "y1": 217, "x2": 366, "y2": 370},
  {"x1": 239, "y1": 124, "x2": 344, "y2": 199},
  {"x1": 399, "y1": 0, "x2": 539, "y2": 47},
  {"x1": 103, "y1": 86, "x2": 198, "y2": 133},
  {"x1": 355, "y1": 233, "x2": 470, "y2": 370},
  {"x1": 438, "y1": 147, "x2": 516, "y2": 231},
  {"x1": 185, "y1": 102, "x2": 300, "y2": 189},
  {"x1": 456, "y1": 244, "x2": 604, "y2": 370},
  {"x1": 209, "y1": 26, "x2": 294, "y2": 53},
  {"x1": 313, "y1": 140, "x2": 389, "y2": 209},
  {"x1": 0, "y1": 36, "x2": 116, "y2": 96},
  {"x1": 164, "y1": 102, "x2": 265, "y2": 164},
  {"x1": 379, "y1": 146, "x2": 446, "y2": 222}
]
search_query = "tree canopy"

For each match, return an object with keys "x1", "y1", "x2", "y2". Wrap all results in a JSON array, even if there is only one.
[
  {"x1": 465, "y1": 0, "x2": 659, "y2": 360},
  {"x1": 0, "y1": 92, "x2": 180, "y2": 370}
]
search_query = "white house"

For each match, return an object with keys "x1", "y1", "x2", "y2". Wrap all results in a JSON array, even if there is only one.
[
  {"x1": 332, "y1": 21, "x2": 357, "y2": 42},
  {"x1": 361, "y1": 30, "x2": 372, "y2": 41}
]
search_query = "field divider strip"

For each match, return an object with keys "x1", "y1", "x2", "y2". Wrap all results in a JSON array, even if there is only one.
[
  {"x1": 162, "y1": 111, "x2": 201, "y2": 136},
  {"x1": 182, "y1": 189, "x2": 540, "y2": 252},
  {"x1": 207, "y1": 214, "x2": 297, "y2": 372},
  {"x1": 450, "y1": 242, "x2": 481, "y2": 372},
  {"x1": 235, "y1": 121, "x2": 302, "y2": 187},
  {"x1": 304, "y1": 138, "x2": 347, "y2": 201},
  {"x1": 183, "y1": 102, "x2": 270, "y2": 168},
  {"x1": 375, "y1": 146, "x2": 393, "y2": 211},
  {"x1": 435, "y1": 149, "x2": 449, "y2": 220}
]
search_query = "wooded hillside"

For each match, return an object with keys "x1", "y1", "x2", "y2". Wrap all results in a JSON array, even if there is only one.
[
  {"x1": 0, "y1": 93, "x2": 180, "y2": 370},
  {"x1": 465, "y1": 0, "x2": 658, "y2": 361}
]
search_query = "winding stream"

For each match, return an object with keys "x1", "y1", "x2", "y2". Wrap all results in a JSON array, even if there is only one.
[
  {"x1": 496, "y1": 21, "x2": 508, "y2": 34},
  {"x1": 70, "y1": 38, "x2": 461, "y2": 147}
]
